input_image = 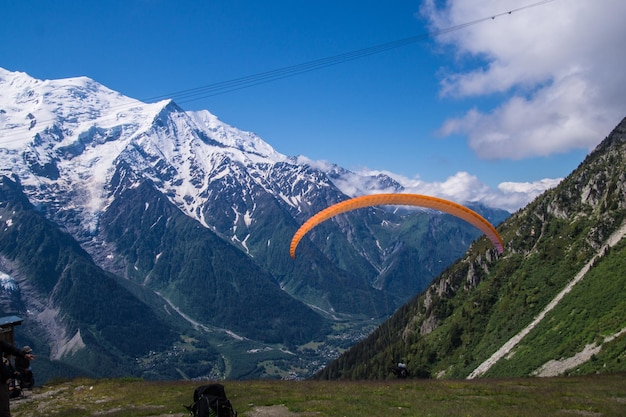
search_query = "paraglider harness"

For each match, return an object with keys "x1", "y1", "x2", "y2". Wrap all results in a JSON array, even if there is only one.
[
  {"x1": 184, "y1": 383, "x2": 237, "y2": 417},
  {"x1": 8, "y1": 376, "x2": 23, "y2": 399}
]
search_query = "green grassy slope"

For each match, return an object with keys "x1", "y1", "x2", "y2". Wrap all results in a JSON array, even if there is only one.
[{"x1": 11, "y1": 375, "x2": 626, "y2": 417}]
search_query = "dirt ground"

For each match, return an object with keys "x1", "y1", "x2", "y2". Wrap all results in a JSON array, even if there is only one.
[
  {"x1": 246, "y1": 404, "x2": 318, "y2": 416},
  {"x1": 11, "y1": 389, "x2": 315, "y2": 417}
]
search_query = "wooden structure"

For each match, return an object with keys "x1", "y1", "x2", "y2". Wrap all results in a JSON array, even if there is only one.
[{"x1": 0, "y1": 315, "x2": 23, "y2": 346}]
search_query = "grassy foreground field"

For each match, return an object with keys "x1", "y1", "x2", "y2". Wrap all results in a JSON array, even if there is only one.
[{"x1": 11, "y1": 373, "x2": 626, "y2": 417}]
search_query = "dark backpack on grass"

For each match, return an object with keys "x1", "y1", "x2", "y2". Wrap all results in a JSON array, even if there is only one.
[{"x1": 184, "y1": 383, "x2": 237, "y2": 417}]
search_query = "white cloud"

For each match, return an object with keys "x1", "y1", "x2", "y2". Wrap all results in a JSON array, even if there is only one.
[
  {"x1": 356, "y1": 170, "x2": 560, "y2": 212},
  {"x1": 422, "y1": 0, "x2": 626, "y2": 160},
  {"x1": 396, "y1": 171, "x2": 561, "y2": 212}
]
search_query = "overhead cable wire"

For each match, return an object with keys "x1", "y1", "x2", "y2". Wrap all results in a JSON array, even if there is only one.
[
  {"x1": 0, "y1": 0, "x2": 558, "y2": 143},
  {"x1": 147, "y1": 0, "x2": 558, "y2": 104}
]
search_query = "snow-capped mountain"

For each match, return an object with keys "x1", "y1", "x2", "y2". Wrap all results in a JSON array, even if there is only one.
[
  {"x1": 1, "y1": 68, "x2": 281, "y2": 231},
  {"x1": 0, "y1": 68, "x2": 508, "y2": 381},
  {"x1": 1, "y1": 68, "x2": 405, "y2": 237}
]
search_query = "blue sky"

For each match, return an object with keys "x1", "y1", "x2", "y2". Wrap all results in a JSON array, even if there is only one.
[{"x1": 2, "y1": 0, "x2": 626, "y2": 211}]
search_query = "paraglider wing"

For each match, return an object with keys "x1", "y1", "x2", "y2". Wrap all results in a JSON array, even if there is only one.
[{"x1": 289, "y1": 193, "x2": 504, "y2": 258}]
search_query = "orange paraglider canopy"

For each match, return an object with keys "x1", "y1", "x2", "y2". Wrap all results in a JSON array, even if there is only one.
[{"x1": 290, "y1": 193, "x2": 504, "y2": 258}]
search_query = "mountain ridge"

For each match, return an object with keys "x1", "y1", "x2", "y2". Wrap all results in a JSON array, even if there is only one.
[{"x1": 1, "y1": 67, "x2": 511, "y2": 381}]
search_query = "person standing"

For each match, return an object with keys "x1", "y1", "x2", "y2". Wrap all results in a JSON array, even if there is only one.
[
  {"x1": 0, "y1": 341, "x2": 35, "y2": 417},
  {"x1": 14, "y1": 346, "x2": 34, "y2": 389}
]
